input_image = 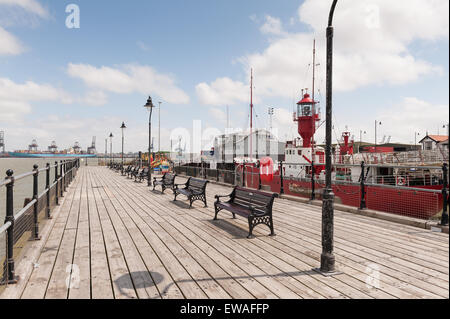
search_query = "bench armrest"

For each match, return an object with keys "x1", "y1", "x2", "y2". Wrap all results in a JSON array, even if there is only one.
[
  {"x1": 214, "y1": 192, "x2": 233, "y2": 203},
  {"x1": 249, "y1": 204, "x2": 269, "y2": 216},
  {"x1": 173, "y1": 182, "x2": 188, "y2": 190}
]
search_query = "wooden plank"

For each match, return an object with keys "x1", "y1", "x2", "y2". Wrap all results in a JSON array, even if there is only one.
[
  {"x1": 69, "y1": 170, "x2": 91, "y2": 299},
  {"x1": 85, "y1": 172, "x2": 114, "y2": 299},
  {"x1": 20, "y1": 173, "x2": 83, "y2": 299},
  {"x1": 90, "y1": 182, "x2": 137, "y2": 299}
]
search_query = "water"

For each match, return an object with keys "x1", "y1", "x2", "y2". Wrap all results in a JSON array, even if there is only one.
[{"x1": 0, "y1": 157, "x2": 99, "y2": 222}]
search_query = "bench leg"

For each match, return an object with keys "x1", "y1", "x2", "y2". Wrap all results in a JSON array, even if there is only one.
[
  {"x1": 173, "y1": 192, "x2": 178, "y2": 201},
  {"x1": 162, "y1": 185, "x2": 166, "y2": 193},
  {"x1": 214, "y1": 205, "x2": 222, "y2": 220},
  {"x1": 247, "y1": 216, "x2": 255, "y2": 239},
  {"x1": 189, "y1": 197, "x2": 193, "y2": 209},
  {"x1": 269, "y1": 216, "x2": 275, "y2": 237}
]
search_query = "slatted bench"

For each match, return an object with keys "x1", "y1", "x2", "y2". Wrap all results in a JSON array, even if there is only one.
[
  {"x1": 214, "y1": 187, "x2": 278, "y2": 238},
  {"x1": 123, "y1": 165, "x2": 133, "y2": 176},
  {"x1": 135, "y1": 167, "x2": 149, "y2": 182},
  {"x1": 128, "y1": 166, "x2": 139, "y2": 179},
  {"x1": 173, "y1": 177, "x2": 209, "y2": 208},
  {"x1": 153, "y1": 173, "x2": 177, "y2": 193}
]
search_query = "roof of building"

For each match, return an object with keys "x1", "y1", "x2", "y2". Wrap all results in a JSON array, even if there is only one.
[{"x1": 419, "y1": 135, "x2": 449, "y2": 143}]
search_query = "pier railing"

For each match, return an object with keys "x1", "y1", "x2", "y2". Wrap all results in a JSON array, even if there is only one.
[
  {"x1": 0, "y1": 159, "x2": 80, "y2": 287},
  {"x1": 174, "y1": 162, "x2": 449, "y2": 224}
]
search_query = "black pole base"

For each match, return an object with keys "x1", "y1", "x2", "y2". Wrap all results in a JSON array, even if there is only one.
[
  {"x1": 439, "y1": 214, "x2": 448, "y2": 226},
  {"x1": 313, "y1": 267, "x2": 342, "y2": 277},
  {"x1": 29, "y1": 235, "x2": 42, "y2": 241},
  {"x1": 0, "y1": 276, "x2": 19, "y2": 286}
]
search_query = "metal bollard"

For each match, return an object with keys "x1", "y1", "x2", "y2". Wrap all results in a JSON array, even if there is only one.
[
  {"x1": 311, "y1": 161, "x2": 316, "y2": 201},
  {"x1": 440, "y1": 163, "x2": 448, "y2": 226},
  {"x1": 46, "y1": 163, "x2": 51, "y2": 219},
  {"x1": 4, "y1": 169, "x2": 18, "y2": 284},
  {"x1": 55, "y1": 161, "x2": 59, "y2": 205},
  {"x1": 279, "y1": 161, "x2": 284, "y2": 195},
  {"x1": 32, "y1": 164, "x2": 41, "y2": 240},
  {"x1": 60, "y1": 161, "x2": 64, "y2": 198},
  {"x1": 360, "y1": 161, "x2": 367, "y2": 210}
]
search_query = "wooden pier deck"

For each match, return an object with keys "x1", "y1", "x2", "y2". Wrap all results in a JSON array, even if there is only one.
[{"x1": 1, "y1": 166, "x2": 448, "y2": 299}]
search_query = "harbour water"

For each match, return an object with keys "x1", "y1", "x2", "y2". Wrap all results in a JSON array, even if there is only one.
[{"x1": 0, "y1": 157, "x2": 99, "y2": 222}]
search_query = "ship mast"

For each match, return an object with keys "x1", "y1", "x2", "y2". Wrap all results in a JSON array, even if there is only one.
[{"x1": 311, "y1": 39, "x2": 316, "y2": 155}]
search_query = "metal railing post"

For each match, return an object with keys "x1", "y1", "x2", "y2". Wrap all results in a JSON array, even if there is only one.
[
  {"x1": 279, "y1": 161, "x2": 284, "y2": 194},
  {"x1": 257, "y1": 161, "x2": 262, "y2": 190},
  {"x1": 32, "y1": 164, "x2": 41, "y2": 240},
  {"x1": 242, "y1": 161, "x2": 246, "y2": 187},
  {"x1": 4, "y1": 169, "x2": 18, "y2": 284},
  {"x1": 360, "y1": 161, "x2": 367, "y2": 210},
  {"x1": 46, "y1": 163, "x2": 51, "y2": 219},
  {"x1": 440, "y1": 163, "x2": 448, "y2": 226},
  {"x1": 64, "y1": 161, "x2": 67, "y2": 192},
  {"x1": 55, "y1": 161, "x2": 59, "y2": 205},
  {"x1": 59, "y1": 161, "x2": 64, "y2": 198},
  {"x1": 311, "y1": 161, "x2": 316, "y2": 201}
]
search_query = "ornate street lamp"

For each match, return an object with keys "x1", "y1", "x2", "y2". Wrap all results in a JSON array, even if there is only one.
[
  {"x1": 319, "y1": 0, "x2": 340, "y2": 276},
  {"x1": 109, "y1": 133, "x2": 114, "y2": 166},
  {"x1": 144, "y1": 96, "x2": 155, "y2": 186},
  {"x1": 120, "y1": 122, "x2": 127, "y2": 175}
]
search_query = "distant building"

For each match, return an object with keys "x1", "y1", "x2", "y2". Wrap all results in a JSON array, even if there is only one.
[
  {"x1": 419, "y1": 135, "x2": 449, "y2": 151},
  {"x1": 211, "y1": 129, "x2": 285, "y2": 166}
]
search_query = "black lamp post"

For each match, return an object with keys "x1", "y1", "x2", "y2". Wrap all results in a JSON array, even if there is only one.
[
  {"x1": 121, "y1": 122, "x2": 126, "y2": 175},
  {"x1": 144, "y1": 96, "x2": 155, "y2": 186},
  {"x1": 109, "y1": 133, "x2": 113, "y2": 166},
  {"x1": 319, "y1": 0, "x2": 339, "y2": 276}
]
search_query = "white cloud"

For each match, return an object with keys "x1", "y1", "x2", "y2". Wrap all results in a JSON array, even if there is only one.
[
  {"x1": 0, "y1": 0, "x2": 48, "y2": 18},
  {"x1": 0, "y1": 0, "x2": 49, "y2": 55},
  {"x1": 0, "y1": 77, "x2": 72, "y2": 122},
  {"x1": 67, "y1": 63, "x2": 190, "y2": 104},
  {"x1": 376, "y1": 97, "x2": 449, "y2": 143},
  {"x1": 199, "y1": 0, "x2": 447, "y2": 102},
  {"x1": 0, "y1": 26, "x2": 24, "y2": 55},
  {"x1": 81, "y1": 91, "x2": 108, "y2": 106},
  {"x1": 260, "y1": 15, "x2": 285, "y2": 36},
  {"x1": 196, "y1": 77, "x2": 249, "y2": 106}
]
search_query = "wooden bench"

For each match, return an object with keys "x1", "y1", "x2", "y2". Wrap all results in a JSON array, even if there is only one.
[
  {"x1": 173, "y1": 177, "x2": 209, "y2": 208},
  {"x1": 135, "y1": 167, "x2": 149, "y2": 182},
  {"x1": 153, "y1": 173, "x2": 177, "y2": 193},
  {"x1": 214, "y1": 187, "x2": 277, "y2": 238}
]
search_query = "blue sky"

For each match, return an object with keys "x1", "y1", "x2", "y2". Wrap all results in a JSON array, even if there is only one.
[{"x1": 0, "y1": 0, "x2": 448, "y2": 153}]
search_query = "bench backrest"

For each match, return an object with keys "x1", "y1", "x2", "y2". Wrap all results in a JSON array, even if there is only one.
[
  {"x1": 140, "y1": 167, "x2": 149, "y2": 174},
  {"x1": 231, "y1": 187, "x2": 277, "y2": 211},
  {"x1": 163, "y1": 173, "x2": 176, "y2": 183},
  {"x1": 187, "y1": 178, "x2": 208, "y2": 191}
]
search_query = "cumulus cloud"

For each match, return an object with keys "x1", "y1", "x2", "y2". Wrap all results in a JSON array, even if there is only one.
[
  {"x1": 260, "y1": 15, "x2": 285, "y2": 36},
  {"x1": 67, "y1": 63, "x2": 190, "y2": 104},
  {"x1": 0, "y1": 77, "x2": 72, "y2": 122},
  {"x1": 0, "y1": 0, "x2": 48, "y2": 18},
  {"x1": 0, "y1": 0, "x2": 49, "y2": 55},
  {"x1": 198, "y1": 0, "x2": 447, "y2": 102},
  {"x1": 196, "y1": 77, "x2": 249, "y2": 106},
  {"x1": 376, "y1": 97, "x2": 449, "y2": 143},
  {"x1": 0, "y1": 26, "x2": 24, "y2": 55}
]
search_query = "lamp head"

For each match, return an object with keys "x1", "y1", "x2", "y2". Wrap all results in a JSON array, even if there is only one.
[
  {"x1": 120, "y1": 122, "x2": 126, "y2": 129},
  {"x1": 144, "y1": 96, "x2": 155, "y2": 111},
  {"x1": 109, "y1": 133, "x2": 113, "y2": 138}
]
